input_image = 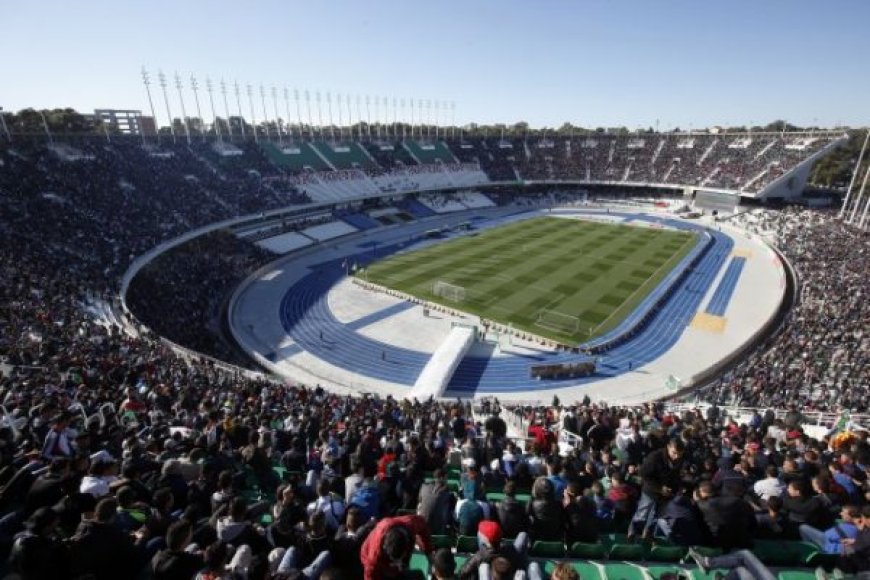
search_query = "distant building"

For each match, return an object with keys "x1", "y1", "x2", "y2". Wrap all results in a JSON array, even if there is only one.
[{"x1": 94, "y1": 109, "x2": 155, "y2": 135}]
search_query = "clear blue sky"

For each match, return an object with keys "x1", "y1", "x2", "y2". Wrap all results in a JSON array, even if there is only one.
[{"x1": 2, "y1": 0, "x2": 868, "y2": 129}]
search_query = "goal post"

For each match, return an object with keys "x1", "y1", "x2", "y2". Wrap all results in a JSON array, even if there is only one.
[
  {"x1": 432, "y1": 280, "x2": 466, "y2": 302},
  {"x1": 535, "y1": 309, "x2": 581, "y2": 334}
]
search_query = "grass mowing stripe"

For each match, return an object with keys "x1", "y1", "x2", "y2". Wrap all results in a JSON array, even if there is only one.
[{"x1": 358, "y1": 217, "x2": 695, "y2": 344}]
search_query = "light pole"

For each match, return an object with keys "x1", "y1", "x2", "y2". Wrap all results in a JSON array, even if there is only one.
[
  {"x1": 0, "y1": 107, "x2": 11, "y2": 141},
  {"x1": 140, "y1": 67, "x2": 159, "y2": 144},
  {"x1": 158, "y1": 70, "x2": 175, "y2": 142},
  {"x1": 174, "y1": 72, "x2": 191, "y2": 145},
  {"x1": 190, "y1": 75, "x2": 204, "y2": 141},
  {"x1": 206, "y1": 77, "x2": 221, "y2": 142}
]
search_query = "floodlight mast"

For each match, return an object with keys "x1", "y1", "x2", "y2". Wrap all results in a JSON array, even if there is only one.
[
  {"x1": 246, "y1": 84, "x2": 258, "y2": 143},
  {"x1": 337, "y1": 93, "x2": 343, "y2": 141},
  {"x1": 190, "y1": 75, "x2": 204, "y2": 141},
  {"x1": 840, "y1": 129, "x2": 870, "y2": 220},
  {"x1": 271, "y1": 86, "x2": 282, "y2": 143},
  {"x1": 158, "y1": 70, "x2": 175, "y2": 142},
  {"x1": 849, "y1": 162, "x2": 870, "y2": 226},
  {"x1": 174, "y1": 72, "x2": 191, "y2": 145},
  {"x1": 259, "y1": 85, "x2": 271, "y2": 141},
  {"x1": 220, "y1": 80, "x2": 232, "y2": 139},
  {"x1": 326, "y1": 92, "x2": 335, "y2": 142},
  {"x1": 234, "y1": 81, "x2": 246, "y2": 139},
  {"x1": 305, "y1": 90, "x2": 313, "y2": 139},
  {"x1": 0, "y1": 108, "x2": 11, "y2": 141},
  {"x1": 365, "y1": 95, "x2": 372, "y2": 139},
  {"x1": 206, "y1": 77, "x2": 221, "y2": 143},
  {"x1": 140, "y1": 67, "x2": 159, "y2": 144},
  {"x1": 293, "y1": 88, "x2": 303, "y2": 140}
]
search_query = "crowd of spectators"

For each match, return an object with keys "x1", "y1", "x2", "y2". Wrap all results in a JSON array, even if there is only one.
[
  {"x1": 125, "y1": 231, "x2": 275, "y2": 368},
  {"x1": 449, "y1": 134, "x2": 836, "y2": 193},
  {"x1": 0, "y1": 134, "x2": 867, "y2": 578},
  {"x1": 701, "y1": 208, "x2": 869, "y2": 413}
]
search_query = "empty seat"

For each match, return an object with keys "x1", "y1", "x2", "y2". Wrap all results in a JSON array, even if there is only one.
[
  {"x1": 456, "y1": 535, "x2": 479, "y2": 553},
  {"x1": 530, "y1": 541, "x2": 566, "y2": 558},
  {"x1": 569, "y1": 541, "x2": 607, "y2": 559},
  {"x1": 604, "y1": 562, "x2": 647, "y2": 580}
]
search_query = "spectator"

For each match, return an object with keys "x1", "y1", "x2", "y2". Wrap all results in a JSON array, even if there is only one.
[
  {"x1": 7, "y1": 507, "x2": 70, "y2": 580},
  {"x1": 630, "y1": 438, "x2": 685, "y2": 541},
  {"x1": 493, "y1": 481, "x2": 529, "y2": 540},
  {"x1": 799, "y1": 504, "x2": 861, "y2": 555},
  {"x1": 70, "y1": 497, "x2": 148, "y2": 580},
  {"x1": 151, "y1": 520, "x2": 203, "y2": 580},
  {"x1": 564, "y1": 481, "x2": 598, "y2": 545},
  {"x1": 459, "y1": 520, "x2": 533, "y2": 580},
  {"x1": 527, "y1": 477, "x2": 564, "y2": 542},
  {"x1": 418, "y1": 468, "x2": 454, "y2": 534},
  {"x1": 359, "y1": 514, "x2": 433, "y2": 580}
]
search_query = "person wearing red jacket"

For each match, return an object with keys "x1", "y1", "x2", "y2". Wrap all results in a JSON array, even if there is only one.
[{"x1": 360, "y1": 514, "x2": 433, "y2": 580}]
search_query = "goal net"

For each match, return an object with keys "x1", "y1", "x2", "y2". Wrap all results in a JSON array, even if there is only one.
[
  {"x1": 432, "y1": 280, "x2": 466, "y2": 302},
  {"x1": 535, "y1": 309, "x2": 580, "y2": 334}
]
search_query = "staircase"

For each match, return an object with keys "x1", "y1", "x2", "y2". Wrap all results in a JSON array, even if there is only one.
[
  {"x1": 661, "y1": 161, "x2": 677, "y2": 183},
  {"x1": 698, "y1": 138, "x2": 719, "y2": 166},
  {"x1": 701, "y1": 166, "x2": 721, "y2": 187},
  {"x1": 307, "y1": 143, "x2": 338, "y2": 170},
  {"x1": 400, "y1": 142, "x2": 423, "y2": 164},
  {"x1": 743, "y1": 165, "x2": 772, "y2": 190},
  {"x1": 755, "y1": 139, "x2": 778, "y2": 159},
  {"x1": 651, "y1": 138, "x2": 666, "y2": 165}
]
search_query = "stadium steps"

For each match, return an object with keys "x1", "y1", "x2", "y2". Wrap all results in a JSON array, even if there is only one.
[
  {"x1": 339, "y1": 212, "x2": 382, "y2": 230},
  {"x1": 261, "y1": 142, "x2": 332, "y2": 171},
  {"x1": 310, "y1": 140, "x2": 377, "y2": 170}
]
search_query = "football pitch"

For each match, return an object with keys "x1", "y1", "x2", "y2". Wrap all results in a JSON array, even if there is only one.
[{"x1": 358, "y1": 217, "x2": 696, "y2": 344}]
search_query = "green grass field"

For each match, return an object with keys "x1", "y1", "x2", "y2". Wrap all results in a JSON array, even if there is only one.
[{"x1": 358, "y1": 217, "x2": 696, "y2": 344}]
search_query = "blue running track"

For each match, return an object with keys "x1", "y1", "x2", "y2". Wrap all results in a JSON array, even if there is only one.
[
  {"x1": 275, "y1": 211, "x2": 733, "y2": 395},
  {"x1": 705, "y1": 257, "x2": 746, "y2": 316}
]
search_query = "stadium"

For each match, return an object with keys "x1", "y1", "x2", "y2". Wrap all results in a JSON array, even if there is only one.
[{"x1": 2, "y1": 2, "x2": 870, "y2": 580}]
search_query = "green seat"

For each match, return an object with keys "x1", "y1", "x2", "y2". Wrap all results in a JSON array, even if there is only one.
[
  {"x1": 456, "y1": 535, "x2": 479, "y2": 553},
  {"x1": 608, "y1": 542, "x2": 646, "y2": 560},
  {"x1": 691, "y1": 570, "x2": 729, "y2": 580},
  {"x1": 454, "y1": 555, "x2": 468, "y2": 569},
  {"x1": 486, "y1": 492, "x2": 507, "y2": 503},
  {"x1": 516, "y1": 493, "x2": 532, "y2": 503},
  {"x1": 431, "y1": 535, "x2": 454, "y2": 549},
  {"x1": 687, "y1": 546, "x2": 722, "y2": 559},
  {"x1": 447, "y1": 481, "x2": 460, "y2": 493},
  {"x1": 409, "y1": 552, "x2": 429, "y2": 576},
  {"x1": 777, "y1": 573, "x2": 818, "y2": 580},
  {"x1": 647, "y1": 565, "x2": 690, "y2": 579},
  {"x1": 753, "y1": 540, "x2": 818, "y2": 567},
  {"x1": 529, "y1": 540, "x2": 565, "y2": 558},
  {"x1": 806, "y1": 551, "x2": 838, "y2": 570},
  {"x1": 259, "y1": 514, "x2": 273, "y2": 525},
  {"x1": 649, "y1": 544, "x2": 687, "y2": 562},
  {"x1": 396, "y1": 508, "x2": 416, "y2": 516},
  {"x1": 569, "y1": 541, "x2": 608, "y2": 559},
  {"x1": 603, "y1": 563, "x2": 647, "y2": 580}
]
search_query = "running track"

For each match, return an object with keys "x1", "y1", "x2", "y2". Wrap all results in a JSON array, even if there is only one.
[{"x1": 275, "y1": 211, "x2": 734, "y2": 395}]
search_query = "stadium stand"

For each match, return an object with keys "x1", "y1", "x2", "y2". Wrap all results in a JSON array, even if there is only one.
[
  {"x1": 0, "y1": 133, "x2": 866, "y2": 580},
  {"x1": 403, "y1": 139, "x2": 459, "y2": 164},
  {"x1": 310, "y1": 140, "x2": 379, "y2": 170},
  {"x1": 261, "y1": 141, "x2": 334, "y2": 171}
]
